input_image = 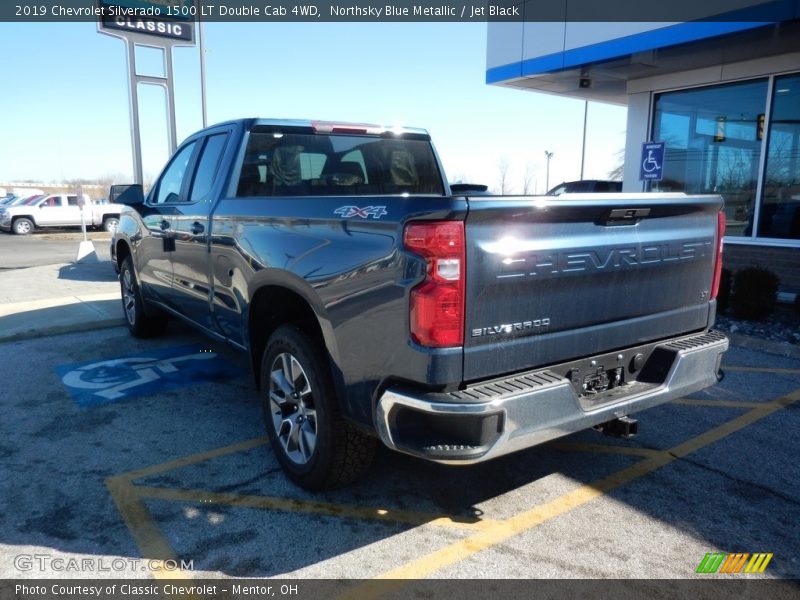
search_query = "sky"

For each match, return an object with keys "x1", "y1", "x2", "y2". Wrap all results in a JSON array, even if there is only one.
[{"x1": 0, "y1": 21, "x2": 627, "y2": 194}]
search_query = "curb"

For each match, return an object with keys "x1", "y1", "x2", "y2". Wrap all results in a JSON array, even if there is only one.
[
  {"x1": 0, "y1": 292, "x2": 121, "y2": 317},
  {"x1": 0, "y1": 317, "x2": 127, "y2": 343},
  {"x1": 725, "y1": 332, "x2": 800, "y2": 360}
]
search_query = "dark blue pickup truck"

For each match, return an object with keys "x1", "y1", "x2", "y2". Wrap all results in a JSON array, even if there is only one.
[{"x1": 110, "y1": 118, "x2": 728, "y2": 490}]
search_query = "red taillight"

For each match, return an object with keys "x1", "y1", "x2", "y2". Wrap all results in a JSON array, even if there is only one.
[
  {"x1": 404, "y1": 221, "x2": 465, "y2": 347},
  {"x1": 711, "y1": 210, "x2": 726, "y2": 300}
]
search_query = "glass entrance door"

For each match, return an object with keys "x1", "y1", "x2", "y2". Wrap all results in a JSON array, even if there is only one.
[{"x1": 652, "y1": 79, "x2": 769, "y2": 237}]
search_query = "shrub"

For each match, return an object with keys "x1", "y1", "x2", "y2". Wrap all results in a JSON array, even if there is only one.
[
  {"x1": 730, "y1": 267, "x2": 779, "y2": 321},
  {"x1": 717, "y1": 267, "x2": 732, "y2": 312}
]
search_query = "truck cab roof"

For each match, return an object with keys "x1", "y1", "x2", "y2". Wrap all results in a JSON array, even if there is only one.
[{"x1": 202, "y1": 118, "x2": 430, "y2": 138}]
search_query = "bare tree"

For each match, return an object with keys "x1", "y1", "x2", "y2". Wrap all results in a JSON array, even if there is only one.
[
  {"x1": 449, "y1": 171, "x2": 468, "y2": 185},
  {"x1": 607, "y1": 147, "x2": 625, "y2": 180},
  {"x1": 497, "y1": 157, "x2": 512, "y2": 195},
  {"x1": 521, "y1": 163, "x2": 535, "y2": 195},
  {"x1": 142, "y1": 171, "x2": 157, "y2": 194}
]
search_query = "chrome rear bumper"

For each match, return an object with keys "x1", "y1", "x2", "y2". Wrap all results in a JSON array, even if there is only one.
[{"x1": 375, "y1": 331, "x2": 728, "y2": 464}]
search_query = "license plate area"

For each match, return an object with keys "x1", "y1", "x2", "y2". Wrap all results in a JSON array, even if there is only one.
[{"x1": 577, "y1": 366, "x2": 625, "y2": 396}]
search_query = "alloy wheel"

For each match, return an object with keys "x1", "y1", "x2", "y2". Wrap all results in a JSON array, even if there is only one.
[
  {"x1": 122, "y1": 268, "x2": 136, "y2": 325},
  {"x1": 268, "y1": 352, "x2": 317, "y2": 465}
]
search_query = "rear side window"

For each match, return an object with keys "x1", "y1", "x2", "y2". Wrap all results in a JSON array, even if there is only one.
[
  {"x1": 189, "y1": 133, "x2": 229, "y2": 202},
  {"x1": 236, "y1": 130, "x2": 444, "y2": 197}
]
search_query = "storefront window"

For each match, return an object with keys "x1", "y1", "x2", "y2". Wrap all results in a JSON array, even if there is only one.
[
  {"x1": 759, "y1": 74, "x2": 800, "y2": 239},
  {"x1": 652, "y1": 80, "x2": 768, "y2": 237}
]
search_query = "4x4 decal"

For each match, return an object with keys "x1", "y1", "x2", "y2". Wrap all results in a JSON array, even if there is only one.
[{"x1": 334, "y1": 205, "x2": 387, "y2": 219}]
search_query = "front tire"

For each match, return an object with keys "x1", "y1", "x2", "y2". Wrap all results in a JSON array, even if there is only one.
[
  {"x1": 12, "y1": 218, "x2": 33, "y2": 235},
  {"x1": 261, "y1": 325, "x2": 375, "y2": 490},
  {"x1": 119, "y1": 256, "x2": 166, "y2": 338}
]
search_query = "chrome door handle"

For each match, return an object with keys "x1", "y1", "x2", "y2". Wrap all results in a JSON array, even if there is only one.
[{"x1": 191, "y1": 222, "x2": 205, "y2": 235}]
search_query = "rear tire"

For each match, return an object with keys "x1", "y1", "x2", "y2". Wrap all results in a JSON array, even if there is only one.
[
  {"x1": 12, "y1": 218, "x2": 33, "y2": 235},
  {"x1": 103, "y1": 216, "x2": 120, "y2": 233},
  {"x1": 119, "y1": 255, "x2": 166, "y2": 338},
  {"x1": 260, "y1": 325, "x2": 375, "y2": 490}
]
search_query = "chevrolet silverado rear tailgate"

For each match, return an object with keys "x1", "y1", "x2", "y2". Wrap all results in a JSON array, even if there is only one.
[{"x1": 462, "y1": 193, "x2": 723, "y2": 381}]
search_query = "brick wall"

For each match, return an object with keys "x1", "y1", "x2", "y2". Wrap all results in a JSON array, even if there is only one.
[{"x1": 724, "y1": 243, "x2": 800, "y2": 293}]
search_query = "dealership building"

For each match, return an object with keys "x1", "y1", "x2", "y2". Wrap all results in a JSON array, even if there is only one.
[{"x1": 487, "y1": 4, "x2": 800, "y2": 294}]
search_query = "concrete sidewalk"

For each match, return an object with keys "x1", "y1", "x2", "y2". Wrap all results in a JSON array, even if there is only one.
[{"x1": 0, "y1": 261, "x2": 125, "y2": 342}]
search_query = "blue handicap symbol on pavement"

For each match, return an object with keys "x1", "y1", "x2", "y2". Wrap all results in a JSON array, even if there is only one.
[
  {"x1": 639, "y1": 141, "x2": 666, "y2": 181},
  {"x1": 56, "y1": 344, "x2": 245, "y2": 408}
]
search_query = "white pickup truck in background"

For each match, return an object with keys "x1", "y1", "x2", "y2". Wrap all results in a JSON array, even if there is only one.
[{"x1": 0, "y1": 193, "x2": 124, "y2": 235}]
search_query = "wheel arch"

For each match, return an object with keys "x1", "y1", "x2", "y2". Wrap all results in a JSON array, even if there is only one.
[
  {"x1": 246, "y1": 273, "x2": 345, "y2": 408},
  {"x1": 115, "y1": 239, "x2": 131, "y2": 271},
  {"x1": 11, "y1": 215, "x2": 35, "y2": 228}
]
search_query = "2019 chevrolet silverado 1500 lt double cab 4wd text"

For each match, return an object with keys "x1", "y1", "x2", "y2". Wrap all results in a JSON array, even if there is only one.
[{"x1": 110, "y1": 118, "x2": 728, "y2": 490}]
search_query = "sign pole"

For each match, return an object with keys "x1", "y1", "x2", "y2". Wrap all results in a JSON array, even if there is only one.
[
  {"x1": 125, "y1": 40, "x2": 145, "y2": 185},
  {"x1": 97, "y1": 1, "x2": 197, "y2": 184},
  {"x1": 199, "y1": 16, "x2": 208, "y2": 128},
  {"x1": 79, "y1": 184, "x2": 87, "y2": 242},
  {"x1": 164, "y1": 44, "x2": 179, "y2": 154},
  {"x1": 75, "y1": 185, "x2": 98, "y2": 263}
]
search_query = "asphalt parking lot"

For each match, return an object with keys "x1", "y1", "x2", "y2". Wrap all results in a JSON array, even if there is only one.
[
  {"x1": 0, "y1": 231, "x2": 112, "y2": 269},
  {"x1": 1, "y1": 315, "x2": 799, "y2": 584}
]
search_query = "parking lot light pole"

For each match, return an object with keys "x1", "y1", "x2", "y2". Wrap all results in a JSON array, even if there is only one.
[
  {"x1": 580, "y1": 101, "x2": 588, "y2": 180},
  {"x1": 544, "y1": 151, "x2": 554, "y2": 192}
]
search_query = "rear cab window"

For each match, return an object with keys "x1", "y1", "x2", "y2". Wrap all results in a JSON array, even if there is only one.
[{"x1": 236, "y1": 125, "x2": 444, "y2": 197}]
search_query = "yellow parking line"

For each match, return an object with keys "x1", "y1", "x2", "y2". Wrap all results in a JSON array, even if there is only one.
[
  {"x1": 105, "y1": 438, "x2": 269, "y2": 579},
  {"x1": 105, "y1": 476, "x2": 189, "y2": 580},
  {"x1": 548, "y1": 442, "x2": 663, "y2": 458},
  {"x1": 109, "y1": 386, "x2": 799, "y2": 588},
  {"x1": 671, "y1": 398, "x2": 767, "y2": 409},
  {"x1": 115, "y1": 437, "x2": 268, "y2": 483},
  {"x1": 665, "y1": 390, "x2": 799, "y2": 458},
  {"x1": 341, "y1": 387, "x2": 800, "y2": 588},
  {"x1": 723, "y1": 366, "x2": 800, "y2": 376},
  {"x1": 134, "y1": 486, "x2": 499, "y2": 531},
  {"x1": 108, "y1": 433, "x2": 496, "y2": 573}
]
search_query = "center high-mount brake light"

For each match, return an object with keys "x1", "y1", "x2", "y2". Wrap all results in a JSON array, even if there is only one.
[
  {"x1": 404, "y1": 221, "x2": 465, "y2": 347},
  {"x1": 311, "y1": 121, "x2": 385, "y2": 135},
  {"x1": 710, "y1": 210, "x2": 726, "y2": 300}
]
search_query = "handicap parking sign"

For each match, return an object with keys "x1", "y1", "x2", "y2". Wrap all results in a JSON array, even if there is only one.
[
  {"x1": 56, "y1": 344, "x2": 244, "y2": 408},
  {"x1": 639, "y1": 141, "x2": 666, "y2": 181}
]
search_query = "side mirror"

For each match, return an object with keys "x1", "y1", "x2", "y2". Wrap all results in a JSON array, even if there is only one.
[{"x1": 110, "y1": 184, "x2": 144, "y2": 206}]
